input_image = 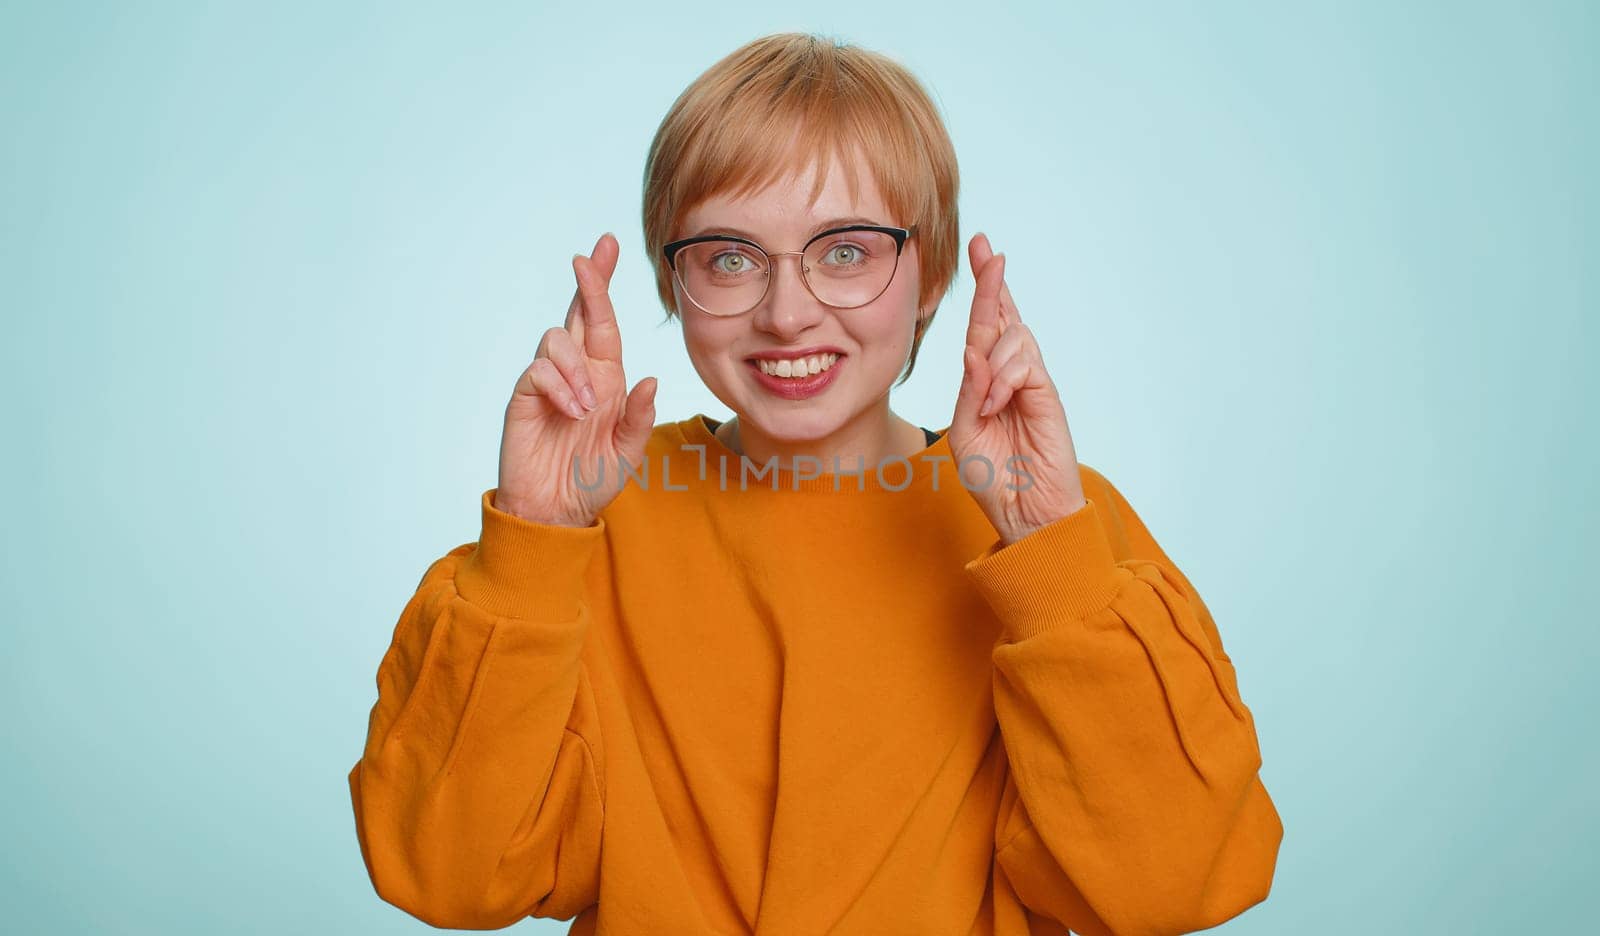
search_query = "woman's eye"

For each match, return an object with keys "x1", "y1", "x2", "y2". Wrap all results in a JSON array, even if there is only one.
[
  {"x1": 823, "y1": 244, "x2": 864, "y2": 265},
  {"x1": 712, "y1": 251, "x2": 757, "y2": 273}
]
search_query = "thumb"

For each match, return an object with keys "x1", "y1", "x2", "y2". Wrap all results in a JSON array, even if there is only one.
[
  {"x1": 951, "y1": 345, "x2": 991, "y2": 435},
  {"x1": 614, "y1": 376, "x2": 659, "y2": 458}
]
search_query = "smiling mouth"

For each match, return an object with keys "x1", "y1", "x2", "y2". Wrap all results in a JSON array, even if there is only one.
[{"x1": 747, "y1": 352, "x2": 842, "y2": 379}]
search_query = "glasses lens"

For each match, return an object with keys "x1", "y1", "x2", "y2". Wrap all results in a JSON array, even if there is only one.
[
  {"x1": 674, "y1": 240, "x2": 770, "y2": 317},
  {"x1": 803, "y1": 229, "x2": 900, "y2": 309}
]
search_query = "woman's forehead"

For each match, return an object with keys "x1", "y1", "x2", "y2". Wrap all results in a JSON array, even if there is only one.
[{"x1": 678, "y1": 157, "x2": 893, "y2": 241}]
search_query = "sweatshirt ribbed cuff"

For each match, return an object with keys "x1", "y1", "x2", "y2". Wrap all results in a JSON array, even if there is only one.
[
  {"x1": 454, "y1": 489, "x2": 606, "y2": 621},
  {"x1": 962, "y1": 498, "x2": 1126, "y2": 642}
]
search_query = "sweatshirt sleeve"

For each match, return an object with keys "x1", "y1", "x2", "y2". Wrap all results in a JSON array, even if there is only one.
[
  {"x1": 347, "y1": 489, "x2": 608, "y2": 930},
  {"x1": 963, "y1": 467, "x2": 1283, "y2": 936}
]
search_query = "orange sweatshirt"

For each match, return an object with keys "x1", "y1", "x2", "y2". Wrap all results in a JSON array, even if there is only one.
[{"x1": 347, "y1": 414, "x2": 1282, "y2": 935}]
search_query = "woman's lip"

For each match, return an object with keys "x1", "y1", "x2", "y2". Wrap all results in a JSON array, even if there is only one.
[
  {"x1": 745, "y1": 349, "x2": 847, "y2": 362},
  {"x1": 746, "y1": 356, "x2": 843, "y2": 400}
]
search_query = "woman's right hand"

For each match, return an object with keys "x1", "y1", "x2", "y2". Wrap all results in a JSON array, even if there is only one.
[{"x1": 495, "y1": 233, "x2": 659, "y2": 527}]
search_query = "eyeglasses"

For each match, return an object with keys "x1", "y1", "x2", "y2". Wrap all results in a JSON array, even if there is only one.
[{"x1": 663, "y1": 223, "x2": 914, "y2": 317}]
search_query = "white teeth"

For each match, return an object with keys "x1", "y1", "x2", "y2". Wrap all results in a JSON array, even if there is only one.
[{"x1": 757, "y1": 353, "x2": 838, "y2": 378}]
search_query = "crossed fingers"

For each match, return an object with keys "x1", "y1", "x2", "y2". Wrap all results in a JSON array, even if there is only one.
[{"x1": 964, "y1": 233, "x2": 1045, "y2": 417}]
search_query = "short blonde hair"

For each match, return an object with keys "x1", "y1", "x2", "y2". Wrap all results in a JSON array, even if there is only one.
[{"x1": 641, "y1": 33, "x2": 960, "y2": 386}]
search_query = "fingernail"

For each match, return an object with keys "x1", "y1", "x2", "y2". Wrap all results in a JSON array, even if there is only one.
[
  {"x1": 979, "y1": 396, "x2": 993, "y2": 416},
  {"x1": 580, "y1": 385, "x2": 598, "y2": 408}
]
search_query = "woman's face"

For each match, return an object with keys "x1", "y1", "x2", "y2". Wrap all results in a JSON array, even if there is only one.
[{"x1": 673, "y1": 157, "x2": 924, "y2": 443}]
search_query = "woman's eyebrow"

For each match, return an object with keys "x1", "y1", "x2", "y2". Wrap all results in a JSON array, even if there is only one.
[{"x1": 683, "y1": 216, "x2": 883, "y2": 242}]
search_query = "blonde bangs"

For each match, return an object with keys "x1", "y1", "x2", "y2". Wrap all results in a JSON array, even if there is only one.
[{"x1": 643, "y1": 34, "x2": 960, "y2": 383}]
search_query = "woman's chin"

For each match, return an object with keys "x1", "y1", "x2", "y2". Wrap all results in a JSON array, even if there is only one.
[{"x1": 734, "y1": 403, "x2": 846, "y2": 443}]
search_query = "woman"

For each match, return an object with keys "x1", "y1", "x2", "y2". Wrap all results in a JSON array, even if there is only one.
[{"x1": 348, "y1": 33, "x2": 1282, "y2": 936}]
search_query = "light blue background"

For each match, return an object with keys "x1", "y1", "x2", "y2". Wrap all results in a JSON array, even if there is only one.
[{"x1": 3, "y1": 2, "x2": 1594, "y2": 933}]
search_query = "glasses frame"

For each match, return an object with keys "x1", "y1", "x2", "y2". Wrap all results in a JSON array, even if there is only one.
[{"x1": 662, "y1": 223, "x2": 915, "y2": 317}]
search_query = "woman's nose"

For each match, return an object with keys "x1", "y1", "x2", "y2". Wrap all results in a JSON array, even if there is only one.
[{"x1": 752, "y1": 253, "x2": 827, "y2": 338}]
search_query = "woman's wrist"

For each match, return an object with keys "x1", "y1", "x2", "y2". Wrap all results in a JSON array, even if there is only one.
[{"x1": 491, "y1": 491, "x2": 595, "y2": 529}]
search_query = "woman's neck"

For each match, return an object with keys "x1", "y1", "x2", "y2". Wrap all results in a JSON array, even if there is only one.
[{"x1": 715, "y1": 405, "x2": 927, "y2": 472}]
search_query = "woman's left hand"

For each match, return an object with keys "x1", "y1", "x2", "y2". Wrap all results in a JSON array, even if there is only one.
[{"x1": 947, "y1": 233, "x2": 1087, "y2": 547}]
